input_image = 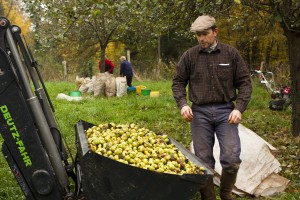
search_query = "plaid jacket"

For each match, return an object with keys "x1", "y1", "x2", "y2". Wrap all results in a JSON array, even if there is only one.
[{"x1": 172, "y1": 42, "x2": 252, "y2": 113}]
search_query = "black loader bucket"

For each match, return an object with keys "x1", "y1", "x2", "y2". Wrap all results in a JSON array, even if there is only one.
[{"x1": 75, "y1": 120, "x2": 215, "y2": 200}]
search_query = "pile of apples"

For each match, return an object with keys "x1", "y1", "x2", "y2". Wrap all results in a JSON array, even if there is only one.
[{"x1": 86, "y1": 123, "x2": 206, "y2": 175}]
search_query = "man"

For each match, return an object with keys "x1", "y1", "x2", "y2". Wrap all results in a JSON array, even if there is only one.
[
  {"x1": 172, "y1": 15, "x2": 252, "y2": 200},
  {"x1": 98, "y1": 56, "x2": 114, "y2": 74},
  {"x1": 119, "y1": 56, "x2": 134, "y2": 87}
]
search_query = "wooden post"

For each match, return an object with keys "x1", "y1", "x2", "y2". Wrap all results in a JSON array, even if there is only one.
[
  {"x1": 62, "y1": 60, "x2": 67, "y2": 81},
  {"x1": 156, "y1": 36, "x2": 161, "y2": 79},
  {"x1": 126, "y1": 49, "x2": 131, "y2": 62}
]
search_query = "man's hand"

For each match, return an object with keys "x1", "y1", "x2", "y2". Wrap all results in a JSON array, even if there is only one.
[
  {"x1": 228, "y1": 109, "x2": 242, "y2": 124},
  {"x1": 181, "y1": 105, "x2": 193, "y2": 121}
]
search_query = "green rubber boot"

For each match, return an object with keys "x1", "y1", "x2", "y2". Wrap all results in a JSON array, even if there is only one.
[
  {"x1": 219, "y1": 170, "x2": 238, "y2": 200},
  {"x1": 200, "y1": 177, "x2": 216, "y2": 200}
]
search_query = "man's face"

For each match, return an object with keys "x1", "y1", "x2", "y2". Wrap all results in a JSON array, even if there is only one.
[{"x1": 195, "y1": 28, "x2": 218, "y2": 49}]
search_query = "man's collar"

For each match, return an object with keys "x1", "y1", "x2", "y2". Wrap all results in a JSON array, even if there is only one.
[{"x1": 199, "y1": 40, "x2": 220, "y2": 53}]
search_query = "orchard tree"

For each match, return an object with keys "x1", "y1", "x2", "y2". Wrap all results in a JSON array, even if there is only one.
[
  {"x1": 238, "y1": 0, "x2": 300, "y2": 136},
  {"x1": 1, "y1": 0, "x2": 31, "y2": 34},
  {"x1": 25, "y1": 0, "x2": 196, "y2": 76},
  {"x1": 25, "y1": 0, "x2": 153, "y2": 73}
]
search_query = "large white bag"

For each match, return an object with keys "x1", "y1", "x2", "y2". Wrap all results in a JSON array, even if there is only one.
[
  {"x1": 87, "y1": 76, "x2": 96, "y2": 94},
  {"x1": 94, "y1": 73, "x2": 109, "y2": 97},
  {"x1": 105, "y1": 75, "x2": 116, "y2": 97},
  {"x1": 191, "y1": 124, "x2": 289, "y2": 197},
  {"x1": 78, "y1": 77, "x2": 91, "y2": 93},
  {"x1": 115, "y1": 77, "x2": 127, "y2": 97}
]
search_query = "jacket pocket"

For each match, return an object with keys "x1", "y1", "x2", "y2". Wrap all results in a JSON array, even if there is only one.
[{"x1": 217, "y1": 63, "x2": 231, "y2": 81}]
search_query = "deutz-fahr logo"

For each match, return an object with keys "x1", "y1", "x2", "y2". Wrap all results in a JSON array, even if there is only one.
[{"x1": 0, "y1": 105, "x2": 32, "y2": 167}]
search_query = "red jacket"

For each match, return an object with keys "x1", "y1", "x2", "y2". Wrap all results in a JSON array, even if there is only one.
[{"x1": 98, "y1": 59, "x2": 114, "y2": 73}]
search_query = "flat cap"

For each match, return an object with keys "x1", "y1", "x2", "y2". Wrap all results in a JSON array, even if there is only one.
[{"x1": 190, "y1": 15, "x2": 216, "y2": 32}]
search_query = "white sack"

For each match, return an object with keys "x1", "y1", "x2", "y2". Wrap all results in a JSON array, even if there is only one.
[
  {"x1": 87, "y1": 75, "x2": 96, "y2": 94},
  {"x1": 116, "y1": 77, "x2": 127, "y2": 97},
  {"x1": 56, "y1": 93, "x2": 82, "y2": 101},
  {"x1": 94, "y1": 73, "x2": 109, "y2": 97},
  {"x1": 253, "y1": 173, "x2": 290, "y2": 197},
  {"x1": 191, "y1": 124, "x2": 289, "y2": 197},
  {"x1": 78, "y1": 77, "x2": 91, "y2": 93},
  {"x1": 75, "y1": 76, "x2": 85, "y2": 90},
  {"x1": 105, "y1": 75, "x2": 116, "y2": 97}
]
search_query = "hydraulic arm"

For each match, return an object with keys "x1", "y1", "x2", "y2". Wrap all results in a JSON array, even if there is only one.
[{"x1": 0, "y1": 17, "x2": 76, "y2": 199}]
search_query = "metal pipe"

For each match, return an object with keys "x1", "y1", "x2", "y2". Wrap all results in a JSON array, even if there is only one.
[{"x1": 5, "y1": 26, "x2": 70, "y2": 190}]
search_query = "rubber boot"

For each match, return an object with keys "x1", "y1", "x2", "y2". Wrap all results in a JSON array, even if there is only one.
[
  {"x1": 200, "y1": 177, "x2": 216, "y2": 200},
  {"x1": 219, "y1": 170, "x2": 238, "y2": 200}
]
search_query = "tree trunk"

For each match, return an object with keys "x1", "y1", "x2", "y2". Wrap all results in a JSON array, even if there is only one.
[
  {"x1": 265, "y1": 40, "x2": 274, "y2": 70},
  {"x1": 156, "y1": 36, "x2": 161, "y2": 80},
  {"x1": 283, "y1": 28, "x2": 300, "y2": 136},
  {"x1": 251, "y1": 39, "x2": 260, "y2": 68},
  {"x1": 99, "y1": 46, "x2": 106, "y2": 73}
]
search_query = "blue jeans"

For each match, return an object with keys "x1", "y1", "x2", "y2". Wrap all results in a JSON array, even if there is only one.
[{"x1": 191, "y1": 102, "x2": 241, "y2": 172}]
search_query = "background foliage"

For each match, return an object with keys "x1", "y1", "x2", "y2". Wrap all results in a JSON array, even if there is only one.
[
  {"x1": 0, "y1": 0, "x2": 299, "y2": 199},
  {"x1": 15, "y1": 0, "x2": 290, "y2": 83}
]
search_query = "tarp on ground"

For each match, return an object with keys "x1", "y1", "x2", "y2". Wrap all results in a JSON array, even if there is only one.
[{"x1": 191, "y1": 124, "x2": 290, "y2": 197}]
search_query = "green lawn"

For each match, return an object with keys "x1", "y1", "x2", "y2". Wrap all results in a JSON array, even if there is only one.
[{"x1": 0, "y1": 80, "x2": 299, "y2": 200}]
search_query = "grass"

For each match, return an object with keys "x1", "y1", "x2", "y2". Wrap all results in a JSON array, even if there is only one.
[{"x1": 0, "y1": 80, "x2": 299, "y2": 200}]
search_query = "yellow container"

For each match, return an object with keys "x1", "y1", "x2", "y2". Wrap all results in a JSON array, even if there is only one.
[
  {"x1": 150, "y1": 91, "x2": 160, "y2": 97},
  {"x1": 136, "y1": 85, "x2": 146, "y2": 95}
]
